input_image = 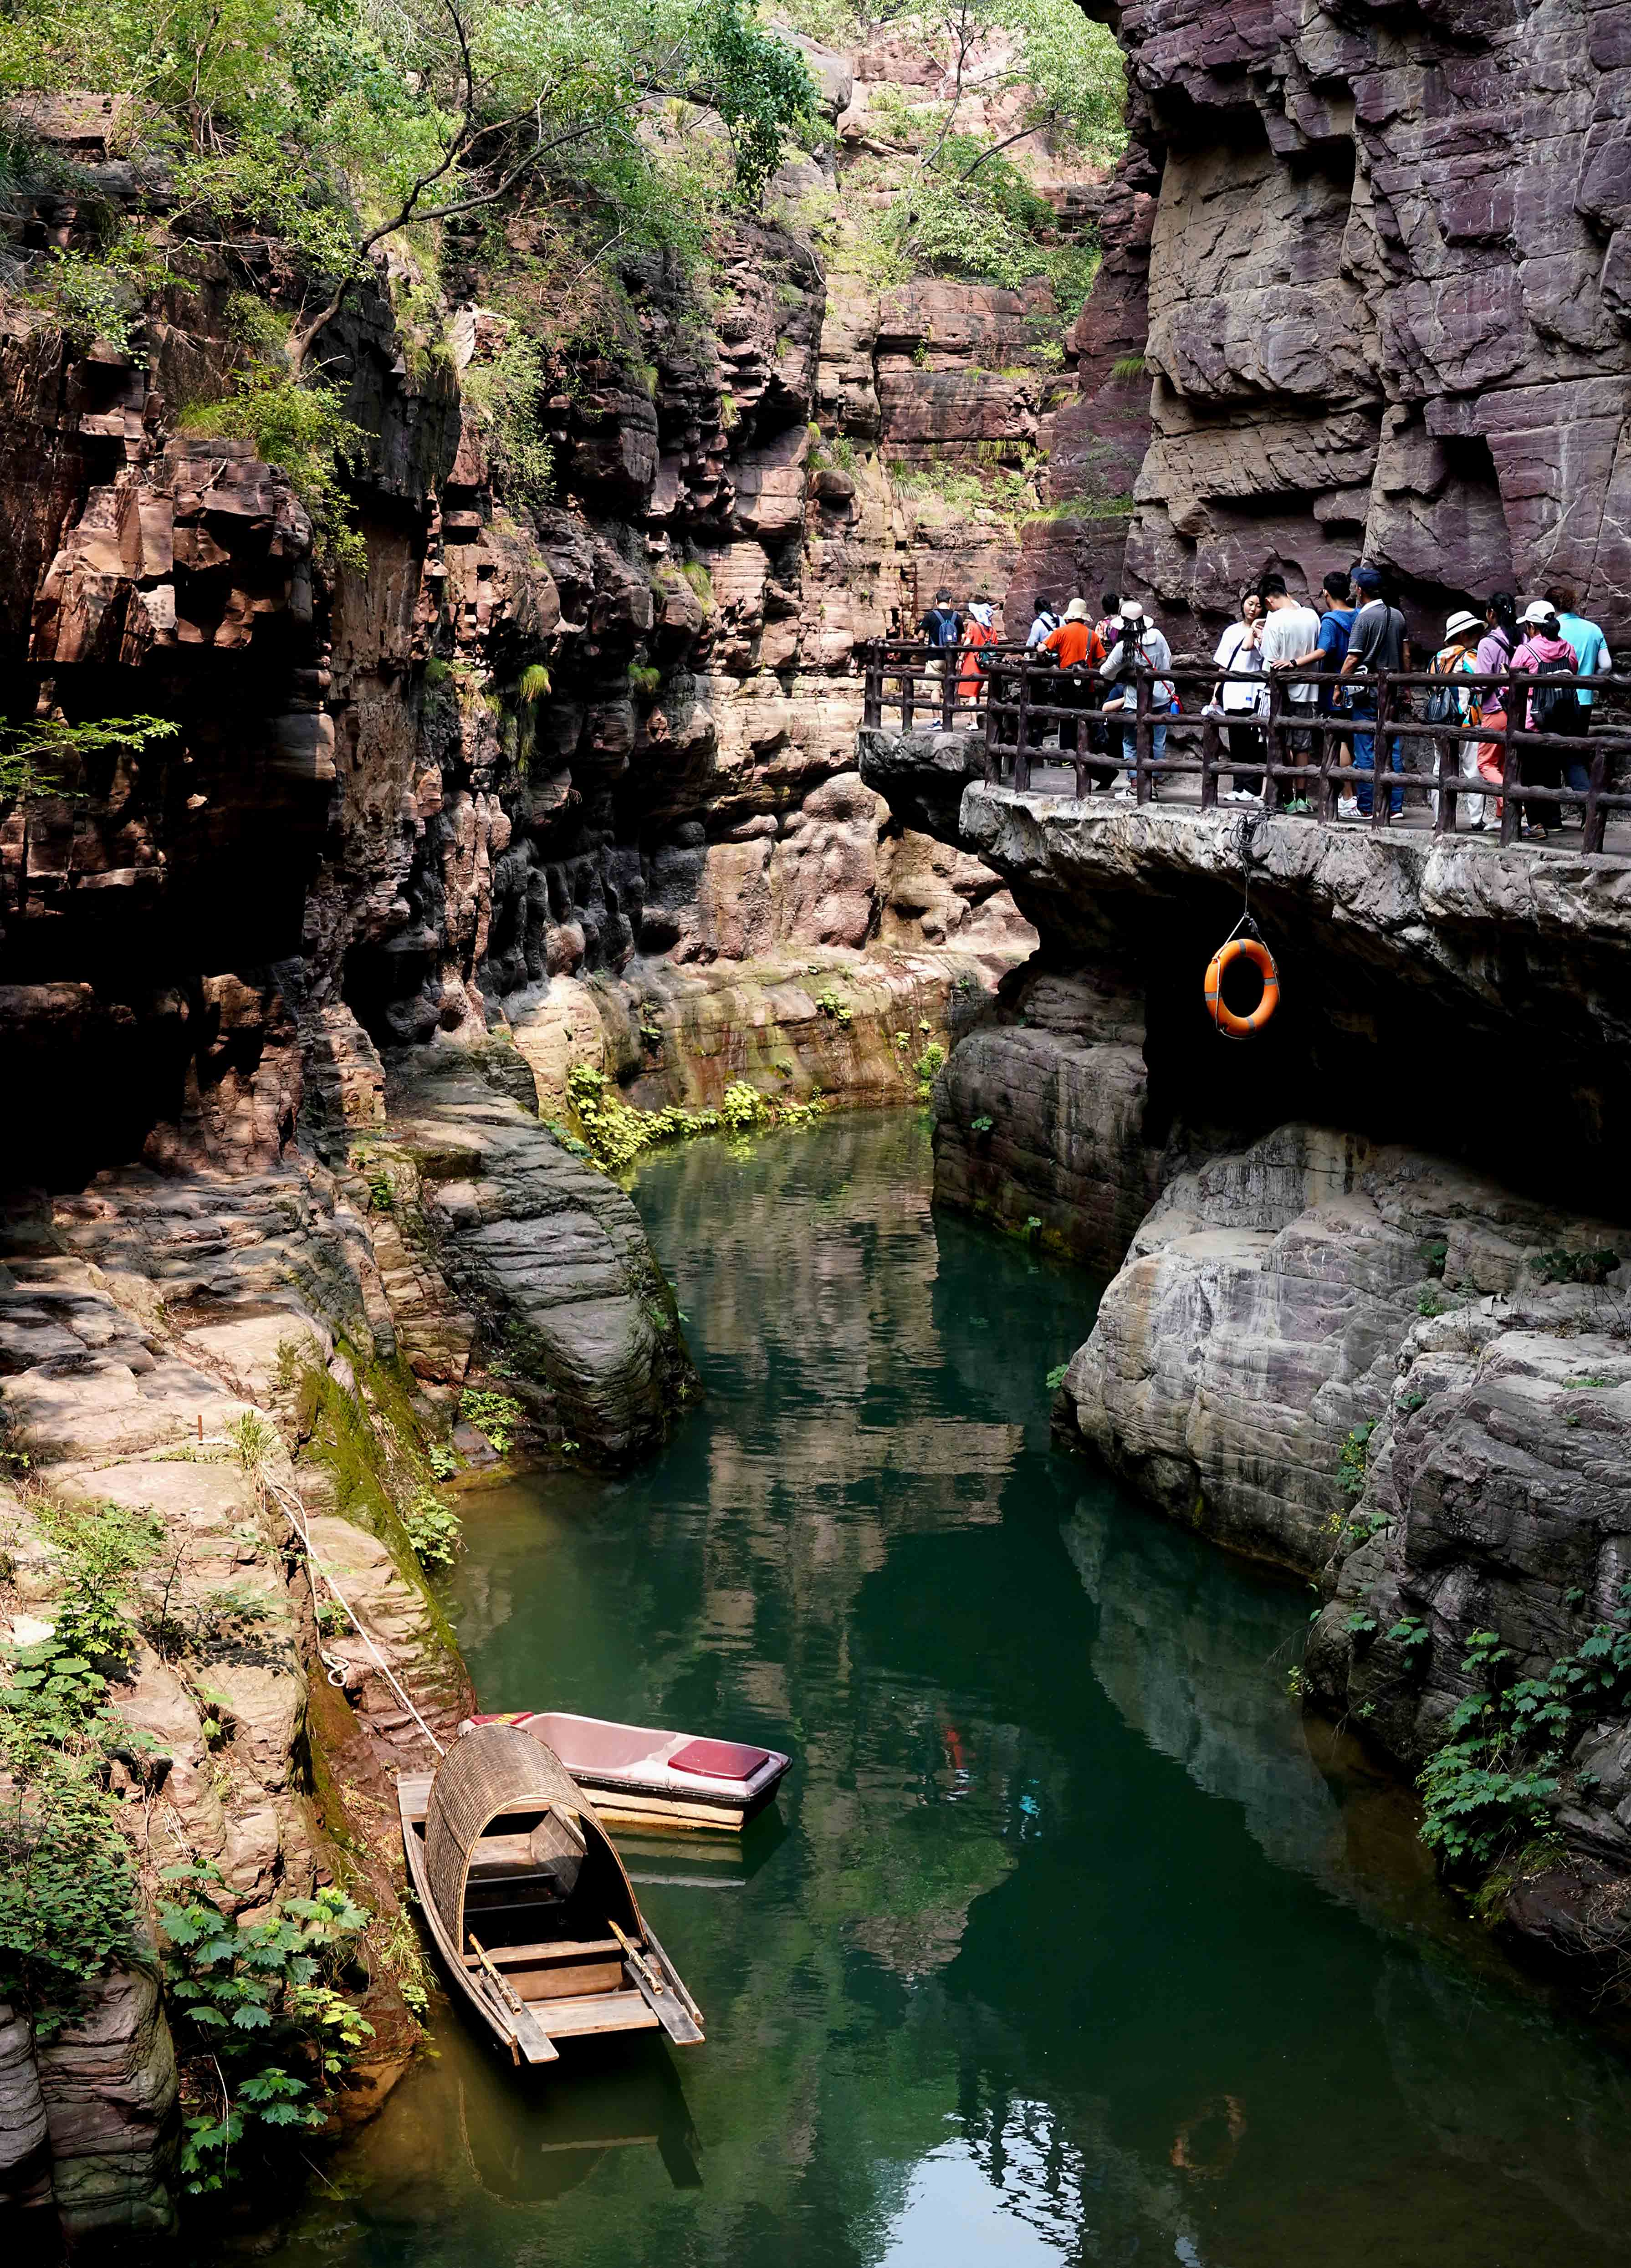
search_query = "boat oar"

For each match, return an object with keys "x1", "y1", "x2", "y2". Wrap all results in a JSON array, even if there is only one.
[
  {"x1": 608, "y1": 1916, "x2": 664, "y2": 1995},
  {"x1": 468, "y1": 1931, "x2": 524, "y2": 2064}
]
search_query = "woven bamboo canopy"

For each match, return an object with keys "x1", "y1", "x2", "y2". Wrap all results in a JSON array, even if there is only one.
[{"x1": 425, "y1": 1721, "x2": 590, "y2": 1952}]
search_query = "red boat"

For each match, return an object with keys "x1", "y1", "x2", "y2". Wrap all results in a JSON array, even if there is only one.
[{"x1": 463, "y1": 1710, "x2": 791, "y2": 1833}]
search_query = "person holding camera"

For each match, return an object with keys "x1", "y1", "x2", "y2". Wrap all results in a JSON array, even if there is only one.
[{"x1": 1099, "y1": 601, "x2": 1175, "y2": 799}]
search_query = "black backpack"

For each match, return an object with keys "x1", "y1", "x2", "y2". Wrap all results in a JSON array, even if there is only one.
[{"x1": 1532, "y1": 656, "x2": 1583, "y2": 735}]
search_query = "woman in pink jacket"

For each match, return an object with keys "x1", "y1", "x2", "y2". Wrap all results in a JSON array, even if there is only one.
[{"x1": 1509, "y1": 602, "x2": 1581, "y2": 840}]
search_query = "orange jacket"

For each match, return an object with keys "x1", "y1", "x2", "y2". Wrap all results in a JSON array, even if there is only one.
[{"x1": 1043, "y1": 621, "x2": 1105, "y2": 671}]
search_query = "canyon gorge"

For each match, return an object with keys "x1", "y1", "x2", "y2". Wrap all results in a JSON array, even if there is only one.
[{"x1": 3, "y1": 0, "x2": 1631, "y2": 2251}]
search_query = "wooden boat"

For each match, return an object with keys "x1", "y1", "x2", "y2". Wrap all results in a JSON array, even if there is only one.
[
  {"x1": 464, "y1": 1708, "x2": 791, "y2": 1833},
  {"x1": 398, "y1": 1721, "x2": 705, "y2": 2068}
]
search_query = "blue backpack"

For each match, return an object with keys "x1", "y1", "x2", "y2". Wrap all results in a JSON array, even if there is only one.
[{"x1": 925, "y1": 607, "x2": 960, "y2": 648}]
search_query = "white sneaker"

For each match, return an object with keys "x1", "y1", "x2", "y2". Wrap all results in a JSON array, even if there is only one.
[
  {"x1": 1226, "y1": 789, "x2": 1258, "y2": 804},
  {"x1": 1113, "y1": 785, "x2": 1135, "y2": 802},
  {"x1": 1337, "y1": 795, "x2": 1360, "y2": 819}
]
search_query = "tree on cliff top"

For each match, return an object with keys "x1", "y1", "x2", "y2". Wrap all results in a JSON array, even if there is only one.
[
  {"x1": 769, "y1": 0, "x2": 1124, "y2": 167},
  {"x1": 3, "y1": 0, "x2": 820, "y2": 369}
]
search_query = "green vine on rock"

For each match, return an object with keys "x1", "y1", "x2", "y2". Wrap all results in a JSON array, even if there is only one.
[
  {"x1": 1417, "y1": 1607, "x2": 1631, "y2": 1879},
  {"x1": 159, "y1": 1864, "x2": 373, "y2": 2193}
]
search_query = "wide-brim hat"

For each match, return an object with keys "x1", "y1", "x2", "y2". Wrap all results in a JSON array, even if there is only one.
[
  {"x1": 1063, "y1": 598, "x2": 1090, "y2": 620},
  {"x1": 1444, "y1": 608, "x2": 1481, "y2": 638},
  {"x1": 1520, "y1": 598, "x2": 1557, "y2": 625},
  {"x1": 1120, "y1": 599, "x2": 1145, "y2": 621}
]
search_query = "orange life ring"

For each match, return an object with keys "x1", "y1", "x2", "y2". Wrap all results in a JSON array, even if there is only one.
[{"x1": 1204, "y1": 935, "x2": 1279, "y2": 1038}]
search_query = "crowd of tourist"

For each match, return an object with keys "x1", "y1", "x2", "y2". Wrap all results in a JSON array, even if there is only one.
[{"x1": 913, "y1": 569, "x2": 1615, "y2": 838}]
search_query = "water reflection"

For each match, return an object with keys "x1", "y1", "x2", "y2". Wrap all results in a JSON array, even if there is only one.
[{"x1": 254, "y1": 1113, "x2": 1631, "y2": 2268}]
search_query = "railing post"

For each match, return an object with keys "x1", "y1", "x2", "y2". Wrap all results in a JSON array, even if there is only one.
[
  {"x1": 941, "y1": 648, "x2": 955, "y2": 732},
  {"x1": 1134, "y1": 668, "x2": 1152, "y2": 804},
  {"x1": 1316, "y1": 703, "x2": 1335, "y2": 822},
  {"x1": 901, "y1": 653, "x2": 915, "y2": 733},
  {"x1": 1499, "y1": 701, "x2": 1521, "y2": 846},
  {"x1": 1200, "y1": 706, "x2": 1220, "y2": 811},
  {"x1": 862, "y1": 641, "x2": 881, "y2": 730},
  {"x1": 1264, "y1": 676, "x2": 1284, "y2": 813},
  {"x1": 983, "y1": 654, "x2": 999, "y2": 785},
  {"x1": 1585, "y1": 724, "x2": 1609, "y2": 854},
  {"x1": 1371, "y1": 669, "x2": 1391, "y2": 830},
  {"x1": 1434, "y1": 697, "x2": 1455, "y2": 838},
  {"x1": 1014, "y1": 660, "x2": 1032, "y2": 795}
]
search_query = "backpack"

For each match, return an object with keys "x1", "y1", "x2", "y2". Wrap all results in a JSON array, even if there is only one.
[
  {"x1": 1424, "y1": 651, "x2": 1473, "y2": 725},
  {"x1": 925, "y1": 607, "x2": 959, "y2": 649},
  {"x1": 1532, "y1": 656, "x2": 1583, "y2": 735}
]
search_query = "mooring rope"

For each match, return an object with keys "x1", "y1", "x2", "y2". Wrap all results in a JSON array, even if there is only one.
[{"x1": 200, "y1": 1434, "x2": 445, "y2": 1759}]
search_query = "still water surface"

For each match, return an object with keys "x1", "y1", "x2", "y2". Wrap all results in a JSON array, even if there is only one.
[{"x1": 268, "y1": 1111, "x2": 1631, "y2": 2267}]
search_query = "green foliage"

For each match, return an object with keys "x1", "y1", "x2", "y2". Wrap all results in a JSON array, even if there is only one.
[
  {"x1": 699, "y1": 0, "x2": 819, "y2": 198},
  {"x1": 402, "y1": 1489, "x2": 463, "y2": 1571},
  {"x1": 629, "y1": 663, "x2": 663, "y2": 699},
  {"x1": 1417, "y1": 1609, "x2": 1631, "y2": 1878},
  {"x1": 181, "y1": 368, "x2": 366, "y2": 574},
  {"x1": 1387, "y1": 1616, "x2": 1431, "y2": 1652},
  {"x1": 1420, "y1": 1237, "x2": 1449, "y2": 1278},
  {"x1": 1044, "y1": 1361, "x2": 1069, "y2": 1392},
  {"x1": 1109, "y1": 352, "x2": 1147, "y2": 381},
  {"x1": 228, "y1": 1410, "x2": 280, "y2": 1475},
  {"x1": 458, "y1": 1389, "x2": 524, "y2": 1457},
  {"x1": 159, "y1": 1865, "x2": 373, "y2": 2192},
  {"x1": 887, "y1": 164, "x2": 1045, "y2": 289},
  {"x1": 720, "y1": 1080, "x2": 771, "y2": 1131},
  {"x1": 1529, "y1": 1247, "x2": 1621, "y2": 1286},
  {"x1": 25, "y1": 237, "x2": 154, "y2": 352},
  {"x1": 1417, "y1": 1288, "x2": 1448, "y2": 1318},
  {"x1": 0, "y1": 712, "x2": 178, "y2": 807},
  {"x1": 815, "y1": 986, "x2": 853, "y2": 1027},
  {"x1": 37, "y1": 1500, "x2": 162, "y2": 1668},
  {"x1": 517, "y1": 662, "x2": 551, "y2": 705},
  {"x1": 0, "y1": 1751, "x2": 142, "y2": 2015},
  {"x1": 970, "y1": 1114, "x2": 994, "y2": 1136},
  {"x1": 0, "y1": 1497, "x2": 164, "y2": 2017},
  {"x1": 427, "y1": 1443, "x2": 457, "y2": 1482},
  {"x1": 1336, "y1": 1421, "x2": 1374, "y2": 1502},
  {"x1": 462, "y1": 330, "x2": 556, "y2": 512},
  {"x1": 911, "y1": 1040, "x2": 946, "y2": 1098},
  {"x1": 680, "y1": 560, "x2": 715, "y2": 609}
]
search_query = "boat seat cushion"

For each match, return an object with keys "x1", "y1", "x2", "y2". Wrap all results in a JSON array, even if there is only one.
[{"x1": 669, "y1": 1737, "x2": 772, "y2": 1782}]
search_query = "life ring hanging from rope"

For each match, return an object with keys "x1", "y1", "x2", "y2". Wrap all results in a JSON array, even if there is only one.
[
  {"x1": 1206, "y1": 810, "x2": 1280, "y2": 1039},
  {"x1": 1204, "y1": 931, "x2": 1279, "y2": 1038}
]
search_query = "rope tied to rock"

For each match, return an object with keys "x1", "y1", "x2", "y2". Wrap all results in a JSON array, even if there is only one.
[{"x1": 200, "y1": 1433, "x2": 446, "y2": 1759}]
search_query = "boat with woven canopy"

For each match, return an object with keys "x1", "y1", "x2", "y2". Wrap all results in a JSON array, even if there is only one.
[{"x1": 398, "y1": 1721, "x2": 704, "y2": 2068}]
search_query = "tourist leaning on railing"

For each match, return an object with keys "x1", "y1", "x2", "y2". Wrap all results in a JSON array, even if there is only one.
[
  {"x1": 1211, "y1": 593, "x2": 1267, "y2": 799},
  {"x1": 1339, "y1": 566, "x2": 1410, "y2": 819},
  {"x1": 1427, "y1": 610, "x2": 1486, "y2": 829},
  {"x1": 1544, "y1": 582, "x2": 1613, "y2": 799},
  {"x1": 1099, "y1": 602, "x2": 1174, "y2": 799},
  {"x1": 1509, "y1": 602, "x2": 1583, "y2": 841}
]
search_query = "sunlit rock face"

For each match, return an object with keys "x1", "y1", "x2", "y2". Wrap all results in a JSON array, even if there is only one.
[{"x1": 1062, "y1": 0, "x2": 1630, "y2": 648}]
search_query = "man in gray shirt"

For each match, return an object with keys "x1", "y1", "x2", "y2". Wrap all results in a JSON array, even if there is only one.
[{"x1": 1338, "y1": 565, "x2": 1410, "y2": 817}]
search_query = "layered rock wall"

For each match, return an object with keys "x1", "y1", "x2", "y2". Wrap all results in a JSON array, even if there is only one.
[{"x1": 1057, "y1": 0, "x2": 1629, "y2": 648}]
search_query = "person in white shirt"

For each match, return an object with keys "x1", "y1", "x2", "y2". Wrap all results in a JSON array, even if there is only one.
[
  {"x1": 1212, "y1": 593, "x2": 1266, "y2": 801},
  {"x1": 1256, "y1": 577, "x2": 1323, "y2": 796},
  {"x1": 1026, "y1": 594, "x2": 1061, "y2": 649},
  {"x1": 1099, "y1": 600, "x2": 1174, "y2": 799}
]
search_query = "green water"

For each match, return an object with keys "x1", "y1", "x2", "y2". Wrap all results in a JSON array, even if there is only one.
[{"x1": 268, "y1": 1111, "x2": 1631, "y2": 2268}]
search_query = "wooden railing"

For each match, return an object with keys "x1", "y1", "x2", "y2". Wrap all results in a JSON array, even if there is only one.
[{"x1": 859, "y1": 639, "x2": 1631, "y2": 852}]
